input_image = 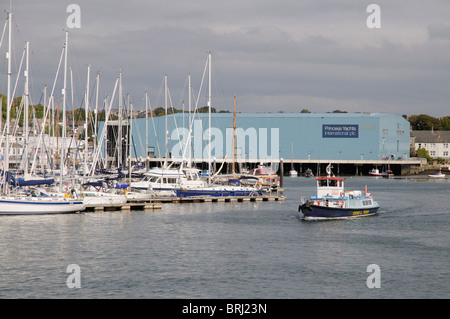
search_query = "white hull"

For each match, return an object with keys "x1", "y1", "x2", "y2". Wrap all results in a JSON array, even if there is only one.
[
  {"x1": 0, "y1": 196, "x2": 85, "y2": 215},
  {"x1": 428, "y1": 174, "x2": 445, "y2": 178},
  {"x1": 82, "y1": 191, "x2": 128, "y2": 205}
]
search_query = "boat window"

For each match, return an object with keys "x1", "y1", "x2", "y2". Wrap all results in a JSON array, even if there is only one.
[
  {"x1": 328, "y1": 179, "x2": 337, "y2": 187},
  {"x1": 362, "y1": 200, "x2": 372, "y2": 206}
]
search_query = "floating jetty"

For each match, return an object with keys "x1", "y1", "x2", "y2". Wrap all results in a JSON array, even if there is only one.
[
  {"x1": 151, "y1": 194, "x2": 285, "y2": 204},
  {"x1": 84, "y1": 202, "x2": 162, "y2": 212},
  {"x1": 82, "y1": 193, "x2": 285, "y2": 212}
]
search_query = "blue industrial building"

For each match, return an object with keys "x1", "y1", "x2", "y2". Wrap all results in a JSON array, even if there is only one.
[{"x1": 123, "y1": 112, "x2": 410, "y2": 163}]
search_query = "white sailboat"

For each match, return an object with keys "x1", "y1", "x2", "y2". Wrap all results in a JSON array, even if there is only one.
[
  {"x1": 0, "y1": 195, "x2": 85, "y2": 215},
  {"x1": 0, "y1": 18, "x2": 85, "y2": 215}
]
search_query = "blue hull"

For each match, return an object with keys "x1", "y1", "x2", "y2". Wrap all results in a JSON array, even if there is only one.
[
  {"x1": 176, "y1": 189, "x2": 262, "y2": 198},
  {"x1": 299, "y1": 204, "x2": 379, "y2": 220}
]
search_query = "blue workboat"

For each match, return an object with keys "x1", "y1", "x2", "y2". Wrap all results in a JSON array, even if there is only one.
[{"x1": 298, "y1": 166, "x2": 380, "y2": 220}]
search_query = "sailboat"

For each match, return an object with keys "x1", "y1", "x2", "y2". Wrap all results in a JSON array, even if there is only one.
[{"x1": 0, "y1": 17, "x2": 85, "y2": 215}]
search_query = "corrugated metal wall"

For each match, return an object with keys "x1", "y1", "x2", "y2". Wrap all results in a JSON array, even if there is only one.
[{"x1": 123, "y1": 112, "x2": 410, "y2": 161}]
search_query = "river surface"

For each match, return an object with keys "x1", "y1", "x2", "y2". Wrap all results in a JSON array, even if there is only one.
[{"x1": 0, "y1": 176, "x2": 449, "y2": 299}]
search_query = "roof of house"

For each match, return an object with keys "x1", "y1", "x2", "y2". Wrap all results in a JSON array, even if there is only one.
[{"x1": 411, "y1": 131, "x2": 450, "y2": 143}]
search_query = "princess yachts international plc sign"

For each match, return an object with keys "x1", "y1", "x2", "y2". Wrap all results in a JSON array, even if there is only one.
[{"x1": 322, "y1": 124, "x2": 359, "y2": 138}]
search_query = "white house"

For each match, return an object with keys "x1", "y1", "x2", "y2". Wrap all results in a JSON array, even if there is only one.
[{"x1": 411, "y1": 131, "x2": 450, "y2": 159}]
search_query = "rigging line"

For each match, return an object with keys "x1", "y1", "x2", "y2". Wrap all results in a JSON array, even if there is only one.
[
  {"x1": 29, "y1": 45, "x2": 65, "y2": 174},
  {"x1": 167, "y1": 85, "x2": 184, "y2": 158},
  {"x1": 7, "y1": 43, "x2": 25, "y2": 112},
  {"x1": 0, "y1": 19, "x2": 7, "y2": 50},
  {"x1": 146, "y1": 92, "x2": 163, "y2": 165}
]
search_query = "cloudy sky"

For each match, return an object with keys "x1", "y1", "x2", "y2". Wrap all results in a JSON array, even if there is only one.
[{"x1": 2, "y1": 0, "x2": 450, "y2": 116}]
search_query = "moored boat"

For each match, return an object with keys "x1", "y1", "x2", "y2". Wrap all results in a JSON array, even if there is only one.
[
  {"x1": 0, "y1": 195, "x2": 85, "y2": 215},
  {"x1": 298, "y1": 167, "x2": 380, "y2": 220},
  {"x1": 368, "y1": 168, "x2": 382, "y2": 177},
  {"x1": 304, "y1": 168, "x2": 314, "y2": 178},
  {"x1": 81, "y1": 190, "x2": 128, "y2": 205},
  {"x1": 428, "y1": 170, "x2": 446, "y2": 179},
  {"x1": 381, "y1": 169, "x2": 394, "y2": 178}
]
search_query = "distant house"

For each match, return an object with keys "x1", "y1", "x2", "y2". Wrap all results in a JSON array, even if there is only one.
[{"x1": 411, "y1": 130, "x2": 450, "y2": 159}]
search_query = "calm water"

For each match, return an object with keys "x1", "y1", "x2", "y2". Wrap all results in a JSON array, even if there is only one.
[{"x1": 0, "y1": 176, "x2": 449, "y2": 299}]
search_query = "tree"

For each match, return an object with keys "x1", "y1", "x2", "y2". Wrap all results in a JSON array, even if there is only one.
[
  {"x1": 439, "y1": 116, "x2": 450, "y2": 130},
  {"x1": 408, "y1": 114, "x2": 440, "y2": 130},
  {"x1": 331, "y1": 109, "x2": 347, "y2": 113},
  {"x1": 416, "y1": 147, "x2": 432, "y2": 164}
]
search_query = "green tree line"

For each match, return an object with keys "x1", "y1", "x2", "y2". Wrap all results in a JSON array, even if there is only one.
[{"x1": 407, "y1": 114, "x2": 450, "y2": 130}]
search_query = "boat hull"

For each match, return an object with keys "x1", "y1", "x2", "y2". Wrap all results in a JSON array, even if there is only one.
[
  {"x1": 0, "y1": 197, "x2": 85, "y2": 215},
  {"x1": 299, "y1": 203, "x2": 379, "y2": 220},
  {"x1": 428, "y1": 174, "x2": 445, "y2": 178}
]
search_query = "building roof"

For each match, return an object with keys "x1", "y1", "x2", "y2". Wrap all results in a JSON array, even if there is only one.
[{"x1": 411, "y1": 131, "x2": 450, "y2": 143}]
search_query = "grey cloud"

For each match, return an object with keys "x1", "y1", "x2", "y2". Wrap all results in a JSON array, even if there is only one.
[
  {"x1": 2, "y1": 0, "x2": 450, "y2": 117},
  {"x1": 427, "y1": 23, "x2": 450, "y2": 41}
]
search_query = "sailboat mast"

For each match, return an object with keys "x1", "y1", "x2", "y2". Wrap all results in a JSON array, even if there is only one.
[
  {"x1": 233, "y1": 94, "x2": 236, "y2": 174},
  {"x1": 84, "y1": 65, "x2": 90, "y2": 177},
  {"x1": 208, "y1": 52, "x2": 212, "y2": 182},
  {"x1": 129, "y1": 102, "x2": 133, "y2": 187},
  {"x1": 4, "y1": 10, "x2": 12, "y2": 194},
  {"x1": 118, "y1": 71, "x2": 123, "y2": 168},
  {"x1": 24, "y1": 41, "x2": 30, "y2": 176},
  {"x1": 188, "y1": 73, "x2": 192, "y2": 165},
  {"x1": 164, "y1": 75, "x2": 168, "y2": 165},
  {"x1": 145, "y1": 90, "x2": 149, "y2": 170},
  {"x1": 60, "y1": 30, "x2": 68, "y2": 193}
]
